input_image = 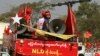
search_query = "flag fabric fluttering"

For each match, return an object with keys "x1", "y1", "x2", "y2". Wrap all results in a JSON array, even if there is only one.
[
  {"x1": 4, "y1": 26, "x2": 7, "y2": 33},
  {"x1": 86, "y1": 41, "x2": 92, "y2": 49},
  {"x1": 18, "y1": 6, "x2": 33, "y2": 31},
  {"x1": 83, "y1": 31, "x2": 92, "y2": 38},
  {"x1": 65, "y1": 5, "x2": 77, "y2": 35},
  {"x1": 6, "y1": 26, "x2": 10, "y2": 33},
  {"x1": 95, "y1": 40, "x2": 100, "y2": 49},
  {"x1": 4, "y1": 26, "x2": 10, "y2": 35},
  {"x1": 18, "y1": 6, "x2": 32, "y2": 22}
]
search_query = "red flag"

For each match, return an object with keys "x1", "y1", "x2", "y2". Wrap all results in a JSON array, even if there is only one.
[
  {"x1": 18, "y1": 6, "x2": 33, "y2": 31},
  {"x1": 24, "y1": 7, "x2": 32, "y2": 22},
  {"x1": 95, "y1": 53, "x2": 100, "y2": 56},
  {"x1": 86, "y1": 42, "x2": 92, "y2": 49},
  {"x1": 4, "y1": 26, "x2": 10, "y2": 35},
  {"x1": 6, "y1": 26, "x2": 10, "y2": 35},
  {"x1": 4, "y1": 26, "x2": 7, "y2": 33},
  {"x1": 95, "y1": 40, "x2": 100, "y2": 49},
  {"x1": 83, "y1": 31, "x2": 92, "y2": 38},
  {"x1": 65, "y1": 6, "x2": 76, "y2": 35},
  {"x1": 18, "y1": 6, "x2": 32, "y2": 22}
]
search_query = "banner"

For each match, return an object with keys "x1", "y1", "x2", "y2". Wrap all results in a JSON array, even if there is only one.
[{"x1": 16, "y1": 39, "x2": 78, "y2": 56}]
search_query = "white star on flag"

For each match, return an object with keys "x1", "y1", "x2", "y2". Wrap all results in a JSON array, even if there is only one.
[{"x1": 11, "y1": 14, "x2": 22, "y2": 24}]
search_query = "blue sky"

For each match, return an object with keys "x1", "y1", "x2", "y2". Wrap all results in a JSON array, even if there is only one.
[{"x1": 0, "y1": 0, "x2": 99, "y2": 18}]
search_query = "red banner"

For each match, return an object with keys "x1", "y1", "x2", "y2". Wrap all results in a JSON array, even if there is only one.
[{"x1": 16, "y1": 39, "x2": 78, "y2": 56}]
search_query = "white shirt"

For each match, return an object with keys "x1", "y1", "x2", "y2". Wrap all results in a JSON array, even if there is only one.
[{"x1": 37, "y1": 18, "x2": 45, "y2": 29}]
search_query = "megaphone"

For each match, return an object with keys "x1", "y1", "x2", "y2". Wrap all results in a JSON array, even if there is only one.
[
  {"x1": 49, "y1": 19, "x2": 66, "y2": 34},
  {"x1": 9, "y1": 19, "x2": 27, "y2": 34}
]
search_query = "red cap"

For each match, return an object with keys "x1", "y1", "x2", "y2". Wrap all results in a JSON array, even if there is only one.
[{"x1": 41, "y1": 10, "x2": 51, "y2": 17}]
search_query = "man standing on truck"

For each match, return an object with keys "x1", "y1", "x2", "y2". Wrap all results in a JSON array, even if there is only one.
[
  {"x1": 37, "y1": 10, "x2": 51, "y2": 32},
  {"x1": 34, "y1": 10, "x2": 51, "y2": 39}
]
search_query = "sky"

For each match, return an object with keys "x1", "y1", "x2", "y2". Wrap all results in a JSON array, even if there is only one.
[{"x1": 0, "y1": 0, "x2": 99, "y2": 18}]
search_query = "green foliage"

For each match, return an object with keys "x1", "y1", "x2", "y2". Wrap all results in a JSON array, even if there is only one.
[
  {"x1": 57, "y1": 2, "x2": 100, "y2": 41},
  {"x1": 76, "y1": 2, "x2": 100, "y2": 40}
]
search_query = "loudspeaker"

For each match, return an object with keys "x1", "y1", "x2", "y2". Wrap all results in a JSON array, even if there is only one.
[
  {"x1": 9, "y1": 18, "x2": 27, "y2": 34},
  {"x1": 49, "y1": 19, "x2": 66, "y2": 34}
]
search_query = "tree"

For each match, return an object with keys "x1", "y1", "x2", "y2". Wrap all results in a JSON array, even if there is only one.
[{"x1": 76, "y1": 2, "x2": 100, "y2": 40}]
